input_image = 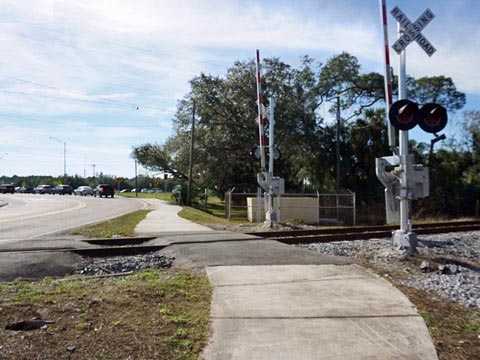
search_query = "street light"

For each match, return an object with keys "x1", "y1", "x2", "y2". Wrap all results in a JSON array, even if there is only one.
[{"x1": 49, "y1": 137, "x2": 66, "y2": 178}]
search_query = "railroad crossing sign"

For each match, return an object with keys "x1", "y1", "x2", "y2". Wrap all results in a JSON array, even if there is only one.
[{"x1": 391, "y1": 6, "x2": 436, "y2": 56}]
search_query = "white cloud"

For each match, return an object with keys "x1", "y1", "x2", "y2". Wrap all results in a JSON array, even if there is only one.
[{"x1": 0, "y1": 0, "x2": 479, "y2": 177}]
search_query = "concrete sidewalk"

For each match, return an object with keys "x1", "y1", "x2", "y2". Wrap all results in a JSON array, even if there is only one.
[
  {"x1": 134, "y1": 198, "x2": 212, "y2": 234},
  {"x1": 203, "y1": 265, "x2": 437, "y2": 360},
  {"x1": 133, "y1": 199, "x2": 438, "y2": 360}
]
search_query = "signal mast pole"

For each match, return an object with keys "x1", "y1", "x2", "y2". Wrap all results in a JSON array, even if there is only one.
[
  {"x1": 390, "y1": 18, "x2": 419, "y2": 252},
  {"x1": 255, "y1": 50, "x2": 276, "y2": 223}
]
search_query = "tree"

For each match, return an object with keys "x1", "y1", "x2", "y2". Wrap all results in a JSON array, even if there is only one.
[
  {"x1": 133, "y1": 57, "x2": 329, "y2": 196},
  {"x1": 407, "y1": 76, "x2": 466, "y2": 111},
  {"x1": 459, "y1": 110, "x2": 480, "y2": 155},
  {"x1": 343, "y1": 108, "x2": 390, "y2": 195},
  {"x1": 132, "y1": 53, "x2": 469, "y2": 212}
]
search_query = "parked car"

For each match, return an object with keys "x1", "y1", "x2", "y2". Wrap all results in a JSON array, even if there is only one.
[
  {"x1": 19, "y1": 186, "x2": 35, "y2": 194},
  {"x1": 53, "y1": 185, "x2": 73, "y2": 195},
  {"x1": 120, "y1": 189, "x2": 129, "y2": 193},
  {"x1": 0, "y1": 184, "x2": 15, "y2": 194},
  {"x1": 15, "y1": 186, "x2": 21, "y2": 192},
  {"x1": 34, "y1": 185, "x2": 53, "y2": 194},
  {"x1": 94, "y1": 184, "x2": 115, "y2": 198},
  {"x1": 74, "y1": 186, "x2": 94, "y2": 196}
]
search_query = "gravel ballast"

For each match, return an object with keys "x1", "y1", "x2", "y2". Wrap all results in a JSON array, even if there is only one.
[
  {"x1": 74, "y1": 251, "x2": 174, "y2": 276},
  {"x1": 300, "y1": 231, "x2": 480, "y2": 308}
]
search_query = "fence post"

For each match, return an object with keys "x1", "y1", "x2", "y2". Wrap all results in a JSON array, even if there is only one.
[
  {"x1": 203, "y1": 189, "x2": 208, "y2": 212},
  {"x1": 317, "y1": 191, "x2": 320, "y2": 226},
  {"x1": 256, "y1": 187, "x2": 261, "y2": 223},
  {"x1": 277, "y1": 194, "x2": 281, "y2": 222},
  {"x1": 228, "y1": 190, "x2": 232, "y2": 222},
  {"x1": 353, "y1": 191, "x2": 356, "y2": 226},
  {"x1": 225, "y1": 191, "x2": 228, "y2": 220},
  {"x1": 336, "y1": 193, "x2": 340, "y2": 220},
  {"x1": 324, "y1": 194, "x2": 327, "y2": 218},
  {"x1": 227, "y1": 190, "x2": 232, "y2": 222}
]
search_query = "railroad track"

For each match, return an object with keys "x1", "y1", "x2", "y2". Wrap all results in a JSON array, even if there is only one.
[
  {"x1": 248, "y1": 220, "x2": 480, "y2": 245},
  {"x1": 2, "y1": 220, "x2": 480, "y2": 257}
]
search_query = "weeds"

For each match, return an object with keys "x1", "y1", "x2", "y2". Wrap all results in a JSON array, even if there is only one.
[
  {"x1": 0, "y1": 269, "x2": 212, "y2": 359},
  {"x1": 71, "y1": 209, "x2": 151, "y2": 238}
]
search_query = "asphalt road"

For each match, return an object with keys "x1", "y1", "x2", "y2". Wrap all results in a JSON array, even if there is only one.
[{"x1": 0, "y1": 193, "x2": 146, "y2": 239}]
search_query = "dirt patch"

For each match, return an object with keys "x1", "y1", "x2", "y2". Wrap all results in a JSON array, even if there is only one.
[{"x1": 206, "y1": 220, "x2": 317, "y2": 232}]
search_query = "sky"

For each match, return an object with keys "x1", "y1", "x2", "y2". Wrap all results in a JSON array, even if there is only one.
[{"x1": 1, "y1": 0, "x2": 479, "y2": 178}]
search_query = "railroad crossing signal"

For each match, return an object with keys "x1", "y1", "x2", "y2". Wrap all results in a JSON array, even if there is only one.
[
  {"x1": 388, "y1": 100, "x2": 448, "y2": 133},
  {"x1": 391, "y1": 6, "x2": 436, "y2": 56}
]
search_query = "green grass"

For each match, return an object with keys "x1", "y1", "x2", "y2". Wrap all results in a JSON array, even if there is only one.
[
  {"x1": 71, "y1": 209, "x2": 151, "y2": 238},
  {"x1": 178, "y1": 206, "x2": 233, "y2": 226},
  {"x1": 9, "y1": 281, "x2": 44, "y2": 304},
  {"x1": 0, "y1": 269, "x2": 212, "y2": 359},
  {"x1": 183, "y1": 194, "x2": 249, "y2": 223},
  {"x1": 119, "y1": 191, "x2": 175, "y2": 201}
]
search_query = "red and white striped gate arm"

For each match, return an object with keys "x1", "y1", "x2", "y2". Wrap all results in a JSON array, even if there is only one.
[{"x1": 379, "y1": 0, "x2": 396, "y2": 148}]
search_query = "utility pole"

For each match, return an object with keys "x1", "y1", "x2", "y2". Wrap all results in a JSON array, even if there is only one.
[
  {"x1": 187, "y1": 99, "x2": 196, "y2": 206},
  {"x1": 49, "y1": 137, "x2": 66, "y2": 178},
  {"x1": 91, "y1": 164, "x2": 96, "y2": 178}
]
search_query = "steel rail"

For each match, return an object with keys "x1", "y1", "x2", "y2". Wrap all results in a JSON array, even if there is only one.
[
  {"x1": 248, "y1": 220, "x2": 480, "y2": 239},
  {"x1": 269, "y1": 223, "x2": 480, "y2": 245},
  {"x1": 2, "y1": 221, "x2": 479, "y2": 257}
]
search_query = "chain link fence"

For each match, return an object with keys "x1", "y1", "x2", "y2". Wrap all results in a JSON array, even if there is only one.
[{"x1": 224, "y1": 188, "x2": 356, "y2": 226}]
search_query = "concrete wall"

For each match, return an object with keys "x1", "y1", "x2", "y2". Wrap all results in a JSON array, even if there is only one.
[{"x1": 247, "y1": 197, "x2": 319, "y2": 223}]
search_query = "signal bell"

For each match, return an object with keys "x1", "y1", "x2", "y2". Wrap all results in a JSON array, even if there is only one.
[{"x1": 389, "y1": 100, "x2": 448, "y2": 133}]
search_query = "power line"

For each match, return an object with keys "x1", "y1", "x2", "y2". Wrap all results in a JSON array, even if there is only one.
[
  {"x1": 0, "y1": 113, "x2": 168, "y2": 128},
  {"x1": 0, "y1": 74, "x2": 57, "y2": 90},
  {"x1": 0, "y1": 87, "x2": 175, "y2": 112},
  {"x1": 29, "y1": 26, "x2": 232, "y2": 69}
]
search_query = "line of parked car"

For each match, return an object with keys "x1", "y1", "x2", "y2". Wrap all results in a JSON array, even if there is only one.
[{"x1": 0, "y1": 184, "x2": 115, "y2": 198}]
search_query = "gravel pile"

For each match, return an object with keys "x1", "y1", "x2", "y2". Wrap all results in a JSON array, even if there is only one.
[
  {"x1": 301, "y1": 231, "x2": 480, "y2": 308},
  {"x1": 74, "y1": 251, "x2": 174, "y2": 276}
]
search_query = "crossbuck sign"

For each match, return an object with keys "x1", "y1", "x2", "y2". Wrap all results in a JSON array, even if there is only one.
[{"x1": 391, "y1": 6, "x2": 436, "y2": 56}]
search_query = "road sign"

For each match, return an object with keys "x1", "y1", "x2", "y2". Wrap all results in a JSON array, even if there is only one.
[{"x1": 391, "y1": 6, "x2": 436, "y2": 56}]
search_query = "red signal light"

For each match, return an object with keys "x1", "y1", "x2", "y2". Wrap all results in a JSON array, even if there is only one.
[
  {"x1": 388, "y1": 99, "x2": 419, "y2": 130},
  {"x1": 418, "y1": 103, "x2": 448, "y2": 133},
  {"x1": 388, "y1": 100, "x2": 448, "y2": 133}
]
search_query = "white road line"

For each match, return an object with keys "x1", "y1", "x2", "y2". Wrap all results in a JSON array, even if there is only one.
[{"x1": 0, "y1": 199, "x2": 86, "y2": 223}]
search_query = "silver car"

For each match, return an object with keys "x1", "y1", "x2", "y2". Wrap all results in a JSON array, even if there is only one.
[{"x1": 74, "y1": 186, "x2": 94, "y2": 196}]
